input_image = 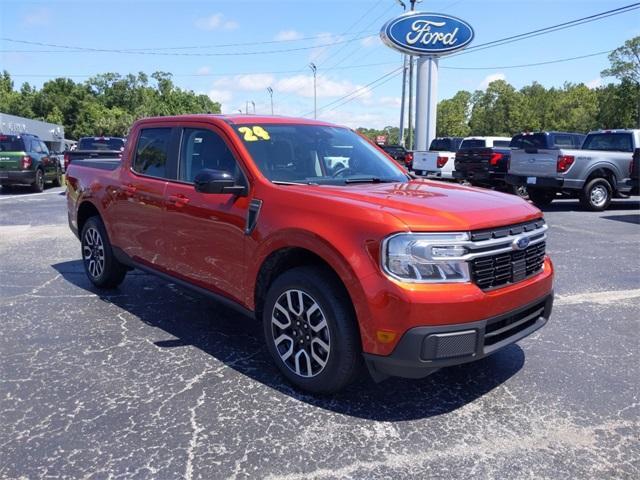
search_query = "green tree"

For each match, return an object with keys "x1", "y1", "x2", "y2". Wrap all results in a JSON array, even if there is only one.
[
  {"x1": 469, "y1": 80, "x2": 526, "y2": 135},
  {"x1": 601, "y1": 36, "x2": 640, "y2": 127},
  {"x1": 436, "y1": 90, "x2": 471, "y2": 137}
]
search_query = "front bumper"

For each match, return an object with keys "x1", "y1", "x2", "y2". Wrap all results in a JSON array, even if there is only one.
[
  {"x1": 0, "y1": 170, "x2": 36, "y2": 185},
  {"x1": 365, "y1": 293, "x2": 553, "y2": 380}
]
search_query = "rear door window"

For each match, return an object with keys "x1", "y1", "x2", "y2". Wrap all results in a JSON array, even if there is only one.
[
  {"x1": 553, "y1": 135, "x2": 573, "y2": 148},
  {"x1": 582, "y1": 133, "x2": 633, "y2": 152},
  {"x1": 132, "y1": 128, "x2": 172, "y2": 178}
]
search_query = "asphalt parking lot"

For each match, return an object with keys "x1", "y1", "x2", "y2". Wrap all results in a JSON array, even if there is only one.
[{"x1": 1, "y1": 185, "x2": 639, "y2": 479}]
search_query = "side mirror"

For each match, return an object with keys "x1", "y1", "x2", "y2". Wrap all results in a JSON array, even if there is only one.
[{"x1": 194, "y1": 169, "x2": 246, "y2": 195}]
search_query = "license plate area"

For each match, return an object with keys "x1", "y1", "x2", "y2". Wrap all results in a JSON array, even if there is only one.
[{"x1": 527, "y1": 176, "x2": 537, "y2": 185}]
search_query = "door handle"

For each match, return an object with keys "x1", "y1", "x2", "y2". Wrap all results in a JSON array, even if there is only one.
[
  {"x1": 122, "y1": 185, "x2": 137, "y2": 195},
  {"x1": 168, "y1": 194, "x2": 190, "y2": 207}
]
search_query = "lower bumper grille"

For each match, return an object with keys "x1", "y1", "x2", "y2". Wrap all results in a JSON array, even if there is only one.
[
  {"x1": 484, "y1": 299, "x2": 547, "y2": 347},
  {"x1": 471, "y1": 241, "x2": 546, "y2": 290}
]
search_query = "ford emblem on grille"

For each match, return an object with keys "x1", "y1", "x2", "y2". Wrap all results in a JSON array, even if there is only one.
[{"x1": 513, "y1": 236, "x2": 530, "y2": 250}]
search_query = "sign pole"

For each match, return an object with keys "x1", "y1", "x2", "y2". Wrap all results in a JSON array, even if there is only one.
[{"x1": 415, "y1": 56, "x2": 438, "y2": 151}]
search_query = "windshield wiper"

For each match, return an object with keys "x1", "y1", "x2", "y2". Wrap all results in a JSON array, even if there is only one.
[
  {"x1": 272, "y1": 180, "x2": 318, "y2": 186},
  {"x1": 343, "y1": 177, "x2": 397, "y2": 184}
]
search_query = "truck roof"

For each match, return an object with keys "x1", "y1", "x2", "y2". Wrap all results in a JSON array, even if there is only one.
[{"x1": 134, "y1": 114, "x2": 340, "y2": 128}]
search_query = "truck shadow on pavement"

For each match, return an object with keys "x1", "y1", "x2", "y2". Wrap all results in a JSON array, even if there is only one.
[{"x1": 53, "y1": 260, "x2": 525, "y2": 422}]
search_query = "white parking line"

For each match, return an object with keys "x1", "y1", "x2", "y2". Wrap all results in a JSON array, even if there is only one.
[
  {"x1": 555, "y1": 288, "x2": 640, "y2": 306},
  {"x1": 0, "y1": 190, "x2": 65, "y2": 200}
]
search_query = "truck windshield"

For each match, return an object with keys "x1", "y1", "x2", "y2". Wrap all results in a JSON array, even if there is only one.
[
  {"x1": 582, "y1": 133, "x2": 633, "y2": 152},
  {"x1": 233, "y1": 124, "x2": 408, "y2": 185},
  {"x1": 0, "y1": 135, "x2": 26, "y2": 152},
  {"x1": 78, "y1": 137, "x2": 125, "y2": 151}
]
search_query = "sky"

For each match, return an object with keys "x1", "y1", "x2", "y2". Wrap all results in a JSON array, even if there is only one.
[{"x1": 1, "y1": 0, "x2": 639, "y2": 129}]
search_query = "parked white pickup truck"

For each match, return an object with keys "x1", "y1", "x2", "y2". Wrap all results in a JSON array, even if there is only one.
[
  {"x1": 506, "y1": 129, "x2": 639, "y2": 211},
  {"x1": 412, "y1": 137, "x2": 463, "y2": 179}
]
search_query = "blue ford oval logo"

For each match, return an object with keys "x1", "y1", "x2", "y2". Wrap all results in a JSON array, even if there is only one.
[
  {"x1": 380, "y1": 12, "x2": 474, "y2": 55},
  {"x1": 514, "y1": 237, "x2": 530, "y2": 250}
]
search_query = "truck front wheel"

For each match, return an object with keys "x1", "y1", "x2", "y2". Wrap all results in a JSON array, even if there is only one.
[
  {"x1": 580, "y1": 178, "x2": 612, "y2": 211},
  {"x1": 81, "y1": 216, "x2": 127, "y2": 289},
  {"x1": 262, "y1": 266, "x2": 362, "y2": 394}
]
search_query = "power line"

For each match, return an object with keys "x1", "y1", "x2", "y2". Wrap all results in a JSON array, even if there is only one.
[
  {"x1": 442, "y1": 49, "x2": 613, "y2": 70},
  {"x1": 325, "y1": 71, "x2": 403, "y2": 113},
  {"x1": 299, "y1": 67, "x2": 403, "y2": 117},
  {"x1": 6, "y1": 47, "x2": 616, "y2": 79},
  {"x1": 0, "y1": 34, "x2": 378, "y2": 57},
  {"x1": 447, "y1": 2, "x2": 640, "y2": 59}
]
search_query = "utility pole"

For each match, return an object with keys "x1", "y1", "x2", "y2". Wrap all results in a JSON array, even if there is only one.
[
  {"x1": 309, "y1": 62, "x2": 317, "y2": 119},
  {"x1": 397, "y1": 0, "x2": 407, "y2": 147},
  {"x1": 267, "y1": 87, "x2": 274, "y2": 115},
  {"x1": 245, "y1": 101, "x2": 249, "y2": 115},
  {"x1": 251, "y1": 101, "x2": 256, "y2": 114}
]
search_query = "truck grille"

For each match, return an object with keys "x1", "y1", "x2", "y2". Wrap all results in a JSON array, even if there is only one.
[
  {"x1": 471, "y1": 242, "x2": 546, "y2": 290},
  {"x1": 466, "y1": 219, "x2": 547, "y2": 291}
]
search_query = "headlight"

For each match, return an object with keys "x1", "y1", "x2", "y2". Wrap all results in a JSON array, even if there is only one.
[{"x1": 381, "y1": 233, "x2": 471, "y2": 283}]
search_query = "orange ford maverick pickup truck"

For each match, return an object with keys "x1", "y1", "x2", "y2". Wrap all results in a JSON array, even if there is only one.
[{"x1": 66, "y1": 115, "x2": 554, "y2": 393}]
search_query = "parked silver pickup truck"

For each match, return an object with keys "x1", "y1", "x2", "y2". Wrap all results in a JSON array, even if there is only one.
[{"x1": 506, "y1": 129, "x2": 639, "y2": 211}]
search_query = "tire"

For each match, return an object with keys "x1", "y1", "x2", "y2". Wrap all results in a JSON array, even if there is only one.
[
  {"x1": 51, "y1": 166, "x2": 63, "y2": 187},
  {"x1": 262, "y1": 266, "x2": 362, "y2": 394},
  {"x1": 580, "y1": 177, "x2": 612, "y2": 211},
  {"x1": 528, "y1": 189, "x2": 555, "y2": 208},
  {"x1": 80, "y1": 216, "x2": 127, "y2": 289},
  {"x1": 510, "y1": 184, "x2": 529, "y2": 199},
  {"x1": 31, "y1": 168, "x2": 45, "y2": 193}
]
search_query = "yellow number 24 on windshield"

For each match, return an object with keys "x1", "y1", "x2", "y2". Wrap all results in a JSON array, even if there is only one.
[{"x1": 239, "y1": 126, "x2": 270, "y2": 142}]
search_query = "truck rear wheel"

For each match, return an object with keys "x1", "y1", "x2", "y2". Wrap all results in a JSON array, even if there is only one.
[
  {"x1": 262, "y1": 266, "x2": 362, "y2": 394},
  {"x1": 81, "y1": 216, "x2": 127, "y2": 289},
  {"x1": 31, "y1": 169, "x2": 45, "y2": 193},
  {"x1": 580, "y1": 178, "x2": 612, "y2": 211},
  {"x1": 528, "y1": 189, "x2": 555, "y2": 208}
]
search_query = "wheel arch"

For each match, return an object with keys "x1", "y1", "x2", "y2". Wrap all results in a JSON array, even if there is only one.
[
  {"x1": 251, "y1": 233, "x2": 372, "y2": 340},
  {"x1": 77, "y1": 200, "x2": 102, "y2": 236}
]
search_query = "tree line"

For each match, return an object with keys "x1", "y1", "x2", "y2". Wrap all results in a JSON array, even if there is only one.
[
  {"x1": 0, "y1": 71, "x2": 220, "y2": 139},
  {"x1": 360, "y1": 36, "x2": 640, "y2": 145}
]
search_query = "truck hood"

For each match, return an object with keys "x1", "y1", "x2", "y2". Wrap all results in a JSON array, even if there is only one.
[{"x1": 313, "y1": 179, "x2": 542, "y2": 231}]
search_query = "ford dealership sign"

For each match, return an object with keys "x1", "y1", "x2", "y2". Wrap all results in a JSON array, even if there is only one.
[{"x1": 380, "y1": 12, "x2": 474, "y2": 56}]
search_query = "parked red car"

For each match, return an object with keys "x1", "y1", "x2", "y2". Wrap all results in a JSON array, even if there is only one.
[{"x1": 66, "y1": 115, "x2": 554, "y2": 393}]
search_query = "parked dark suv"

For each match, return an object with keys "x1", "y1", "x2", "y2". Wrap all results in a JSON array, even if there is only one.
[{"x1": 0, "y1": 134, "x2": 62, "y2": 192}]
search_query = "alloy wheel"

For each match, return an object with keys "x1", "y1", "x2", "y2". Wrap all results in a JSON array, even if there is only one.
[
  {"x1": 271, "y1": 289, "x2": 331, "y2": 378},
  {"x1": 83, "y1": 227, "x2": 105, "y2": 279}
]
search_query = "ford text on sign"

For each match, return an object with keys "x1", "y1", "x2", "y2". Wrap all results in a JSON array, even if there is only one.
[{"x1": 380, "y1": 12, "x2": 474, "y2": 56}]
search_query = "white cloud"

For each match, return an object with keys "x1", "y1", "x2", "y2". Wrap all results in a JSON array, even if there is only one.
[
  {"x1": 274, "y1": 30, "x2": 303, "y2": 41},
  {"x1": 195, "y1": 14, "x2": 238, "y2": 31},
  {"x1": 478, "y1": 73, "x2": 506, "y2": 90},
  {"x1": 196, "y1": 66, "x2": 212, "y2": 75},
  {"x1": 276, "y1": 74, "x2": 370, "y2": 100},
  {"x1": 360, "y1": 36, "x2": 380, "y2": 48},
  {"x1": 208, "y1": 89, "x2": 234, "y2": 105},
  {"x1": 586, "y1": 77, "x2": 602, "y2": 89},
  {"x1": 214, "y1": 74, "x2": 275, "y2": 92},
  {"x1": 23, "y1": 7, "x2": 51, "y2": 26}
]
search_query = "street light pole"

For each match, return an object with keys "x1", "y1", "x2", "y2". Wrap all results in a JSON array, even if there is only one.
[
  {"x1": 267, "y1": 87, "x2": 274, "y2": 115},
  {"x1": 407, "y1": 0, "x2": 419, "y2": 150},
  {"x1": 397, "y1": 0, "x2": 407, "y2": 147},
  {"x1": 309, "y1": 62, "x2": 317, "y2": 119},
  {"x1": 251, "y1": 101, "x2": 256, "y2": 114}
]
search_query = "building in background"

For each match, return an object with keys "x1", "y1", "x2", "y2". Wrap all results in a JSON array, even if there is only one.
[{"x1": 0, "y1": 112, "x2": 74, "y2": 153}]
